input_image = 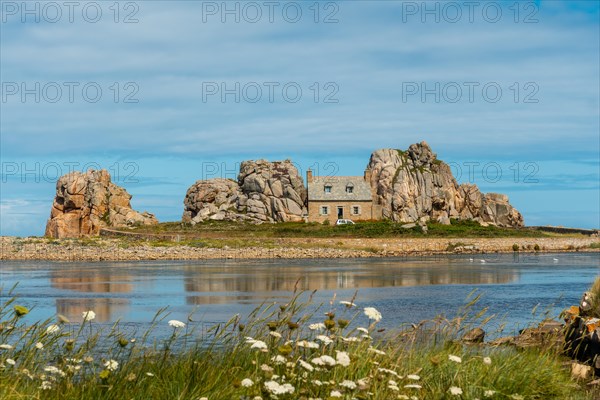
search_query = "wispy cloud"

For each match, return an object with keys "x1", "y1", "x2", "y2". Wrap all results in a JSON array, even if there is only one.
[{"x1": 1, "y1": 0, "x2": 598, "y2": 234}]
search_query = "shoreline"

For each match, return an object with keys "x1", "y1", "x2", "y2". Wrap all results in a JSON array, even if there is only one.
[{"x1": 1, "y1": 235, "x2": 598, "y2": 262}]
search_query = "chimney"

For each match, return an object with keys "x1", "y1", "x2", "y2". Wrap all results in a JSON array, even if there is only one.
[
  {"x1": 307, "y1": 169, "x2": 313, "y2": 184},
  {"x1": 364, "y1": 168, "x2": 372, "y2": 183}
]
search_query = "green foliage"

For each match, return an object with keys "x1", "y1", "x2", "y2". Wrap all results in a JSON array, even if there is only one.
[
  {"x1": 512, "y1": 244, "x2": 520, "y2": 252},
  {"x1": 128, "y1": 219, "x2": 548, "y2": 240},
  {"x1": 588, "y1": 277, "x2": 600, "y2": 319},
  {"x1": 0, "y1": 286, "x2": 593, "y2": 400}
]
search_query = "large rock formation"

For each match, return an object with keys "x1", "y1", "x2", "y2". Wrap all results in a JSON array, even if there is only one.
[
  {"x1": 367, "y1": 142, "x2": 523, "y2": 227},
  {"x1": 45, "y1": 170, "x2": 158, "y2": 238},
  {"x1": 182, "y1": 159, "x2": 307, "y2": 224}
]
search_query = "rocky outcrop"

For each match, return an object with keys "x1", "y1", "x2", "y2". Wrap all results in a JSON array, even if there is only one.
[
  {"x1": 182, "y1": 160, "x2": 307, "y2": 224},
  {"x1": 367, "y1": 141, "x2": 524, "y2": 227},
  {"x1": 45, "y1": 170, "x2": 158, "y2": 238}
]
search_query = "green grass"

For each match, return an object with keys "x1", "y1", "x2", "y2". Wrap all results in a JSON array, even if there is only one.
[
  {"x1": 0, "y1": 286, "x2": 594, "y2": 400},
  {"x1": 128, "y1": 219, "x2": 549, "y2": 239}
]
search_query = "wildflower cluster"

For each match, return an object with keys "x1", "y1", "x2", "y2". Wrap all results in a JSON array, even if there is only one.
[{"x1": 0, "y1": 287, "x2": 587, "y2": 400}]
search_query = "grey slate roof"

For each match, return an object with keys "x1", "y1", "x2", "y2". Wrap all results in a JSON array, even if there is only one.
[{"x1": 308, "y1": 176, "x2": 372, "y2": 201}]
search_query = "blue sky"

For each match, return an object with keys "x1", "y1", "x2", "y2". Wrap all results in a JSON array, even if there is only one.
[{"x1": 1, "y1": 0, "x2": 599, "y2": 236}]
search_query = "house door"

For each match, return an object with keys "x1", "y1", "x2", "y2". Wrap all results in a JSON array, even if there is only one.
[{"x1": 337, "y1": 206, "x2": 344, "y2": 219}]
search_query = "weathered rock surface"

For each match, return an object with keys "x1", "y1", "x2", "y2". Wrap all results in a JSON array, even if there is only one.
[
  {"x1": 182, "y1": 160, "x2": 307, "y2": 224},
  {"x1": 45, "y1": 170, "x2": 158, "y2": 238},
  {"x1": 367, "y1": 141, "x2": 524, "y2": 227}
]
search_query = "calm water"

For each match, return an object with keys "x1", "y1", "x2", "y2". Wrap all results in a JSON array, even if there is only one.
[{"x1": 1, "y1": 252, "x2": 598, "y2": 338}]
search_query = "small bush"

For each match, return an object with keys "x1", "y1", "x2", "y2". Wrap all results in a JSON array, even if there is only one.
[
  {"x1": 512, "y1": 243, "x2": 519, "y2": 252},
  {"x1": 534, "y1": 244, "x2": 540, "y2": 251}
]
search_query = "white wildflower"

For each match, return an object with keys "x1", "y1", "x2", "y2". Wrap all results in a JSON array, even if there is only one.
[
  {"x1": 448, "y1": 354, "x2": 462, "y2": 363},
  {"x1": 299, "y1": 359, "x2": 314, "y2": 372},
  {"x1": 483, "y1": 356, "x2": 492, "y2": 365},
  {"x1": 146, "y1": 372, "x2": 154, "y2": 377},
  {"x1": 104, "y1": 359, "x2": 119, "y2": 371},
  {"x1": 388, "y1": 382, "x2": 400, "y2": 391},
  {"x1": 377, "y1": 367, "x2": 400, "y2": 377},
  {"x1": 312, "y1": 379, "x2": 323, "y2": 386},
  {"x1": 407, "y1": 374, "x2": 420, "y2": 380},
  {"x1": 271, "y1": 355, "x2": 286, "y2": 364},
  {"x1": 39, "y1": 381, "x2": 52, "y2": 390},
  {"x1": 510, "y1": 395, "x2": 524, "y2": 400},
  {"x1": 405, "y1": 384, "x2": 422, "y2": 389},
  {"x1": 241, "y1": 378, "x2": 254, "y2": 387},
  {"x1": 269, "y1": 331, "x2": 282, "y2": 338},
  {"x1": 316, "y1": 335, "x2": 333, "y2": 345},
  {"x1": 66, "y1": 364, "x2": 81, "y2": 373},
  {"x1": 168, "y1": 320, "x2": 185, "y2": 328},
  {"x1": 340, "y1": 301, "x2": 356, "y2": 307},
  {"x1": 484, "y1": 390, "x2": 496, "y2": 397},
  {"x1": 449, "y1": 386, "x2": 463, "y2": 396},
  {"x1": 264, "y1": 380, "x2": 295, "y2": 395},
  {"x1": 0, "y1": 344, "x2": 13, "y2": 350},
  {"x1": 340, "y1": 336, "x2": 360, "y2": 343},
  {"x1": 82, "y1": 310, "x2": 96, "y2": 321},
  {"x1": 364, "y1": 307, "x2": 382, "y2": 322},
  {"x1": 311, "y1": 355, "x2": 336, "y2": 367},
  {"x1": 250, "y1": 340, "x2": 268, "y2": 350},
  {"x1": 340, "y1": 380, "x2": 357, "y2": 389},
  {"x1": 46, "y1": 324, "x2": 60, "y2": 334},
  {"x1": 335, "y1": 351, "x2": 350, "y2": 367},
  {"x1": 368, "y1": 347, "x2": 386, "y2": 355},
  {"x1": 330, "y1": 390, "x2": 343, "y2": 397},
  {"x1": 357, "y1": 327, "x2": 369, "y2": 334},
  {"x1": 260, "y1": 364, "x2": 274, "y2": 373},
  {"x1": 309, "y1": 322, "x2": 326, "y2": 331},
  {"x1": 35, "y1": 342, "x2": 44, "y2": 349},
  {"x1": 297, "y1": 340, "x2": 319, "y2": 349},
  {"x1": 44, "y1": 366, "x2": 62, "y2": 374},
  {"x1": 6, "y1": 358, "x2": 15, "y2": 366}
]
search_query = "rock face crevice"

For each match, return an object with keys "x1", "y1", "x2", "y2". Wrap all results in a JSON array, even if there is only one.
[
  {"x1": 182, "y1": 159, "x2": 307, "y2": 224},
  {"x1": 45, "y1": 170, "x2": 158, "y2": 238},
  {"x1": 367, "y1": 141, "x2": 523, "y2": 227}
]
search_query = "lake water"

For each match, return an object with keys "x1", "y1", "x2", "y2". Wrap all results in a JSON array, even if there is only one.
[{"x1": 1, "y1": 252, "x2": 598, "y2": 339}]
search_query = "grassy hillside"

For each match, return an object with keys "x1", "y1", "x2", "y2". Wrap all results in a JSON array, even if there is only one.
[{"x1": 128, "y1": 219, "x2": 549, "y2": 239}]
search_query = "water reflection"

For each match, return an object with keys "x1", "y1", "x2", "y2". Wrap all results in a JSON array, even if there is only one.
[
  {"x1": 1, "y1": 253, "x2": 598, "y2": 335},
  {"x1": 183, "y1": 260, "x2": 520, "y2": 305},
  {"x1": 51, "y1": 270, "x2": 132, "y2": 322}
]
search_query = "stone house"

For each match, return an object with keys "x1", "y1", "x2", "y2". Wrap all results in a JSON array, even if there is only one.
[{"x1": 306, "y1": 169, "x2": 381, "y2": 224}]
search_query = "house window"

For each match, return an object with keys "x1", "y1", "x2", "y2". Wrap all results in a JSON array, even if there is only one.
[
  {"x1": 324, "y1": 185, "x2": 332, "y2": 194},
  {"x1": 321, "y1": 206, "x2": 329, "y2": 215},
  {"x1": 346, "y1": 185, "x2": 354, "y2": 194},
  {"x1": 352, "y1": 206, "x2": 360, "y2": 215}
]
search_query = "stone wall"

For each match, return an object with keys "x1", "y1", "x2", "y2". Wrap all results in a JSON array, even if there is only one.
[{"x1": 307, "y1": 200, "x2": 375, "y2": 224}]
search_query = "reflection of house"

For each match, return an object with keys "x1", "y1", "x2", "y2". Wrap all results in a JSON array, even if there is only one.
[{"x1": 306, "y1": 169, "x2": 381, "y2": 223}]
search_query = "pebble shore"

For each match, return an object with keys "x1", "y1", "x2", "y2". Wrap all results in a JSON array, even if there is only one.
[{"x1": 1, "y1": 236, "x2": 598, "y2": 262}]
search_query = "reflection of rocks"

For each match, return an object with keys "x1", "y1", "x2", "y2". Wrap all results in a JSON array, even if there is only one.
[
  {"x1": 183, "y1": 264, "x2": 519, "y2": 305},
  {"x1": 56, "y1": 298, "x2": 129, "y2": 323},
  {"x1": 51, "y1": 270, "x2": 132, "y2": 322}
]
